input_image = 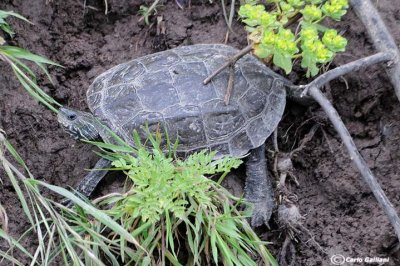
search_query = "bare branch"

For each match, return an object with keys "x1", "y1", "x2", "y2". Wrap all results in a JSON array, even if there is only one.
[
  {"x1": 224, "y1": 66, "x2": 235, "y2": 105},
  {"x1": 305, "y1": 80, "x2": 400, "y2": 242},
  {"x1": 203, "y1": 44, "x2": 253, "y2": 85},
  {"x1": 301, "y1": 52, "x2": 393, "y2": 97},
  {"x1": 350, "y1": 0, "x2": 400, "y2": 102}
]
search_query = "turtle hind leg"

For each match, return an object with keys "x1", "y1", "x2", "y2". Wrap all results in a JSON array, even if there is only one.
[
  {"x1": 62, "y1": 158, "x2": 112, "y2": 207},
  {"x1": 245, "y1": 144, "x2": 275, "y2": 227}
]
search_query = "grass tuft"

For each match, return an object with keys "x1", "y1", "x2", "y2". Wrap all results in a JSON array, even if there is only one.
[
  {"x1": 0, "y1": 127, "x2": 278, "y2": 265},
  {"x1": 0, "y1": 10, "x2": 61, "y2": 113}
]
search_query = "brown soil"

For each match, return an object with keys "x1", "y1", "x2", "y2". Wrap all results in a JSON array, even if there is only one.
[{"x1": 0, "y1": 0, "x2": 399, "y2": 265}]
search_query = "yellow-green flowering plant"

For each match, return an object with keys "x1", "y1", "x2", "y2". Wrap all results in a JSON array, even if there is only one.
[{"x1": 238, "y1": 0, "x2": 348, "y2": 77}]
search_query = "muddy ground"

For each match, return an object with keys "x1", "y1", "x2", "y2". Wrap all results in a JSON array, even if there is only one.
[{"x1": 0, "y1": 0, "x2": 399, "y2": 265}]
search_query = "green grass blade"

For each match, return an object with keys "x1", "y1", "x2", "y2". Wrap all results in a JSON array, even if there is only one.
[
  {"x1": 164, "y1": 211, "x2": 176, "y2": 258},
  {"x1": 43, "y1": 225, "x2": 56, "y2": 266},
  {"x1": 0, "y1": 10, "x2": 32, "y2": 24},
  {"x1": 12, "y1": 63, "x2": 59, "y2": 105},
  {"x1": 210, "y1": 227, "x2": 218, "y2": 264},
  {"x1": 1, "y1": 46, "x2": 61, "y2": 67},
  {"x1": 35, "y1": 61, "x2": 55, "y2": 84},
  {"x1": 104, "y1": 125, "x2": 132, "y2": 146},
  {"x1": 215, "y1": 232, "x2": 237, "y2": 266},
  {"x1": 85, "y1": 140, "x2": 135, "y2": 153},
  {"x1": 13, "y1": 68, "x2": 59, "y2": 113},
  {"x1": 0, "y1": 23, "x2": 14, "y2": 36},
  {"x1": 34, "y1": 180, "x2": 145, "y2": 252},
  {"x1": 4, "y1": 139, "x2": 33, "y2": 177},
  {"x1": 5, "y1": 53, "x2": 37, "y2": 80},
  {"x1": 186, "y1": 223, "x2": 195, "y2": 257},
  {"x1": 0, "y1": 158, "x2": 35, "y2": 227},
  {"x1": 131, "y1": 221, "x2": 152, "y2": 238},
  {"x1": 0, "y1": 250, "x2": 25, "y2": 266},
  {"x1": 0, "y1": 229, "x2": 34, "y2": 260},
  {"x1": 8, "y1": 54, "x2": 56, "y2": 87},
  {"x1": 0, "y1": 46, "x2": 61, "y2": 112},
  {"x1": 165, "y1": 250, "x2": 183, "y2": 266}
]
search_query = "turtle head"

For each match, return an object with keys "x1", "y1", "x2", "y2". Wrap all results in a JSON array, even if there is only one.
[{"x1": 58, "y1": 107, "x2": 101, "y2": 140}]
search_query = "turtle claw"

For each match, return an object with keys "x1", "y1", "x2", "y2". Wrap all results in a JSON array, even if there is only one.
[{"x1": 249, "y1": 200, "x2": 274, "y2": 227}]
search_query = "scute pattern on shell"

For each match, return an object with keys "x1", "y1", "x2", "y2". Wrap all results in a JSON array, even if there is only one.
[{"x1": 87, "y1": 44, "x2": 288, "y2": 157}]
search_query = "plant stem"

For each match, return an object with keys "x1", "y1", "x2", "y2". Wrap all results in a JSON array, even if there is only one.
[
  {"x1": 284, "y1": 12, "x2": 301, "y2": 28},
  {"x1": 224, "y1": 66, "x2": 235, "y2": 105},
  {"x1": 350, "y1": 0, "x2": 400, "y2": 102},
  {"x1": 301, "y1": 51, "x2": 393, "y2": 97},
  {"x1": 303, "y1": 51, "x2": 400, "y2": 242},
  {"x1": 104, "y1": 0, "x2": 108, "y2": 14},
  {"x1": 203, "y1": 44, "x2": 253, "y2": 85},
  {"x1": 138, "y1": 0, "x2": 161, "y2": 23}
]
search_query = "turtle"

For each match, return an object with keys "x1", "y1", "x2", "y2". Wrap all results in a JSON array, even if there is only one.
[{"x1": 58, "y1": 43, "x2": 289, "y2": 227}]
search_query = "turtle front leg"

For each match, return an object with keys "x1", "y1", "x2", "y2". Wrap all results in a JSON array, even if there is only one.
[
  {"x1": 245, "y1": 144, "x2": 275, "y2": 227},
  {"x1": 63, "y1": 158, "x2": 111, "y2": 206}
]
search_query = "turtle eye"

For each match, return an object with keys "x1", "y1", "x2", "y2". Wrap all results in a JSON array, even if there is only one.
[{"x1": 68, "y1": 113, "x2": 77, "y2": 121}]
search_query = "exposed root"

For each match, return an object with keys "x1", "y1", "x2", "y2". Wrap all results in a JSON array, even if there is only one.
[
  {"x1": 279, "y1": 234, "x2": 296, "y2": 266},
  {"x1": 277, "y1": 156, "x2": 299, "y2": 188},
  {"x1": 278, "y1": 204, "x2": 304, "y2": 233},
  {"x1": 273, "y1": 128, "x2": 280, "y2": 153},
  {"x1": 290, "y1": 124, "x2": 319, "y2": 156},
  {"x1": 277, "y1": 203, "x2": 327, "y2": 255},
  {"x1": 273, "y1": 124, "x2": 318, "y2": 190}
]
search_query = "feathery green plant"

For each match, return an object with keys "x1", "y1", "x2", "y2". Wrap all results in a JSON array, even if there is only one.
[
  {"x1": 84, "y1": 129, "x2": 277, "y2": 265},
  {"x1": 0, "y1": 126, "x2": 278, "y2": 265},
  {"x1": 0, "y1": 10, "x2": 61, "y2": 113}
]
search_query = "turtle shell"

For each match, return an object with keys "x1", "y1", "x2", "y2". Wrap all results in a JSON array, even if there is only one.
[{"x1": 87, "y1": 44, "x2": 288, "y2": 157}]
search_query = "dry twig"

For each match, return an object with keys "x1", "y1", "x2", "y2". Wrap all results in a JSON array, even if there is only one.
[
  {"x1": 203, "y1": 44, "x2": 253, "y2": 104},
  {"x1": 203, "y1": 44, "x2": 253, "y2": 85},
  {"x1": 300, "y1": 51, "x2": 393, "y2": 97},
  {"x1": 303, "y1": 52, "x2": 400, "y2": 241}
]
